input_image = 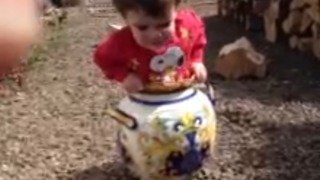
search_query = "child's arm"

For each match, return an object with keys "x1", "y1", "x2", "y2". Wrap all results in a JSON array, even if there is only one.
[
  {"x1": 93, "y1": 36, "x2": 144, "y2": 93},
  {"x1": 187, "y1": 10, "x2": 207, "y2": 64},
  {"x1": 181, "y1": 10, "x2": 207, "y2": 82},
  {"x1": 93, "y1": 37, "x2": 128, "y2": 82}
]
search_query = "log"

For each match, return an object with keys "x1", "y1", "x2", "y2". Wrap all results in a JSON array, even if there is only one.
[
  {"x1": 85, "y1": 0, "x2": 118, "y2": 17},
  {"x1": 305, "y1": 2, "x2": 320, "y2": 23},
  {"x1": 41, "y1": 7, "x2": 68, "y2": 26},
  {"x1": 282, "y1": 9, "x2": 303, "y2": 34},
  {"x1": 289, "y1": 35, "x2": 298, "y2": 48},
  {"x1": 217, "y1": 0, "x2": 227, "y2": 16},
  {"x1": 312, "y1": 23, "x2": 320, "y2": 59},
  {"x1": 281, "y1": 0, "x2": 320, "y2": 59},
  {"x1": 300, "y1": 9, "x2": 313, "y2": 32},
  {"x1": 49, "y1": 0, "x2": 80, "y2": 7},
  {"x1": 263, "y1": 0, "x2": 280, "y2": 42},
  {"x1": 289, "y1": 36, "x2": 313, "y2": 52},
  {"x1": 282, "y1": 1, "x2": 315, "y2": 35},
  {"x1": 217, "y1": 0, "x2": 267, "y2": 31},
  {"x1": 289, "y1": 0, "x2": 310, "y2": 10},
  {"x1": 246, "y1": 0, "x2": 271, "y2": 31},
  {"x1": 213, "y1": 37, "x2": 267, "y2": 80},
  {"x1": 218, "y1": 0, "x2": 235, "y2": 17}
]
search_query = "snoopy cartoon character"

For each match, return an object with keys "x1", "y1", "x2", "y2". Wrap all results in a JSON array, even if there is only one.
[{"x1": 149, "y1": 46, "x2": 185, "y2": 85}]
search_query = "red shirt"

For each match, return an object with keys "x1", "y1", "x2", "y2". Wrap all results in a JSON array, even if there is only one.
[{"x1": 93, "y1": 9, "x2": 206, "y2": 88}]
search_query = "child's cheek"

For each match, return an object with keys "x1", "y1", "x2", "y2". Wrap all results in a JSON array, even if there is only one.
[
  {"x1": 166, "y1": 24, "x2": 175, "y2": 39},
  {"x1": 132, "y1": 29, "x2": 148, "y2": 46},
  {"x1": 163, "y1": 30, "x2": 173, "y2": 41},
  {"x1": 142, "y1": 33, "x2": 154, "y2": 48}
]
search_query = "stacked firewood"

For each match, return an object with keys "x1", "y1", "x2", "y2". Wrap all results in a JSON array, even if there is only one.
[
  {"x1": 39, "y1": 0, "x2": 73, "y2": 26},
  {"x1": 218, "y1": 0, "x2": 320, "y2": 60},
  {"x1": 284, "y1": 0, "x2": 320, "y2": 59},
  {"x1": 84, "y1": 0, "x2": 117, "y2": 17},
  {"x1": 40, "y1": 6, "x2": 68, "y2": 26},
  {"x1": 45, "y1": 0, "x2": 81, "y2": 8}
]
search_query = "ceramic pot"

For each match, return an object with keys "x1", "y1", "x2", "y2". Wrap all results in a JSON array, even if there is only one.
[{"x1": 107, "y1": 86, "x2": 217, "y2": 180}]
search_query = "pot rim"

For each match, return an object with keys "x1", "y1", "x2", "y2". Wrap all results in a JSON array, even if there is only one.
[{"x1": 129, "y1": 88, "x2": 198, "y2": 106}]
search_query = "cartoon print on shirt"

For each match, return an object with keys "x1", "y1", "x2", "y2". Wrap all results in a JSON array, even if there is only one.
[
  {"x1": 149, "y1": 46, "x2": 185, "y2": 85},
  {"x1": 180, "y1": 27, "x2": 191, "y2": 40}
]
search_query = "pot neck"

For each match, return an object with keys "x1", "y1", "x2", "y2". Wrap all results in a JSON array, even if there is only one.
[{"x1": 129, "y1": 88, "x2": 197, "y2": 106}]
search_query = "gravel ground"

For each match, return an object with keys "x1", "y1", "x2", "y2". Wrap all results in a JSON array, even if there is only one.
[{"x1": 1, "y1": 1, "x2": 320, "y2": 180}]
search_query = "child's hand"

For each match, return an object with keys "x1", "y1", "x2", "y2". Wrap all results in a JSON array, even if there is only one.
[
  {"x1": 122, "y1": 73, "x2": 143, "y2": 93},
  {"x1": 191, "y1": 62, "x2": 207, "y2": 83}
]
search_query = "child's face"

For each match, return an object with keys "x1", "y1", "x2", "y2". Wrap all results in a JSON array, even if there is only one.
[{"x1": 125, "y1": 8, "x2": 176, "y2": 50}]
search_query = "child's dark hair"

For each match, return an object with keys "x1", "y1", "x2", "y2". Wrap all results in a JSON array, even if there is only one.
[{"x1": 112, "y1": 0, "x2": 182, "y2": 18}]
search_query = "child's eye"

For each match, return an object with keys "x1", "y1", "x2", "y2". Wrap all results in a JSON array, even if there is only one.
[
  {"x1": 157, "y1": 21, "x2": 171, "y2": 29},
  {"x1": 136, "y1": 25, "x2": 148, "y2": 31}
]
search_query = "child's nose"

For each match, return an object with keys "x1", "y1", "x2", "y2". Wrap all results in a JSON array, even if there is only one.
[
  {"x1": 156, "y1": 32, "x2": 164, "y2": 38},
  {"x1": 152, "y1": 30, "x2": 166, "y2": 39}
]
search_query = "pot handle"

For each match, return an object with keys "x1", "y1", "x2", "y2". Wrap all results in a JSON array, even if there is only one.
[
  {"x1": 194, "y1": 81, "x2": 216, "y2": 106},
  {"x1": 106, "y1": 108, "x2": 138, "y2": 130}
]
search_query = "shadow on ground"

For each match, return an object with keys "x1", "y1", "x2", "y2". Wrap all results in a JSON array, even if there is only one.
[
  {"x1": 202, "y1": 15, "x2": 320, "y2": 104},
  {"x1": 238, "y1": 122, "x2": 320, "y2": 180},
  {"x1": 71, "y1": 161, "x2": 137, "y2": 180},
  {"x1": 210, "y1": 113, "x2": 320, "y2": 180}
]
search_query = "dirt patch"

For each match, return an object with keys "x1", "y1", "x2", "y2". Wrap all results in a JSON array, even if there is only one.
[{"x1": 1, "y1": 1, "x2": 320, "y2": 180}]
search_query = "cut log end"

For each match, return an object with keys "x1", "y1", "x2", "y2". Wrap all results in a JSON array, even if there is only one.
[{"x1": 214, "y1": 37, "x2": 268, "y2": 80}]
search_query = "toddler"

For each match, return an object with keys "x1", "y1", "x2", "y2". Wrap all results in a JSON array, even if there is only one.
[
  {"x1": 93, "y1": 1, "x2": 215, "y2": 179},
  {"x1": 93, "y1": 0, "x2": 208, "y2": 93}
]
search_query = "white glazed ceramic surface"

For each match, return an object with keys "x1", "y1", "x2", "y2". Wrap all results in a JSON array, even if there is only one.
[{"x1": 107, "y1": 88, "x2": 217, "y2": 180}]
